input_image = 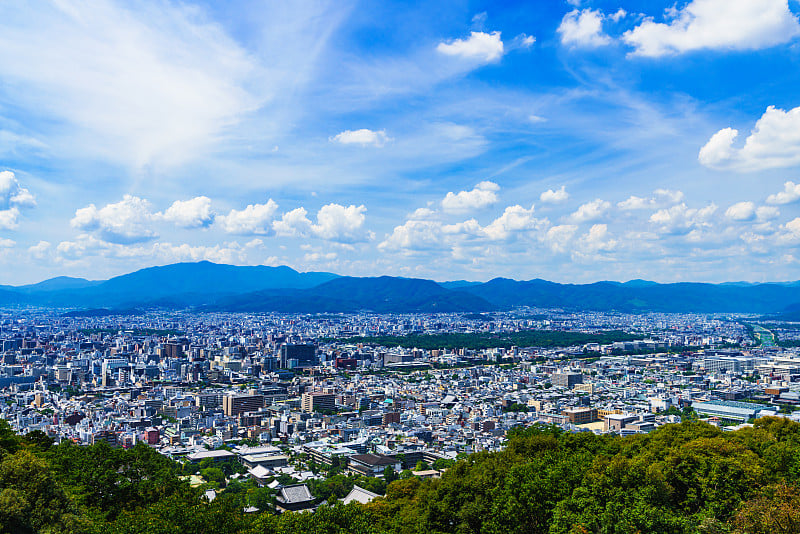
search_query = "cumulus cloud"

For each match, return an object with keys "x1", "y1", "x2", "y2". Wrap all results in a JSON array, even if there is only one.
[
  {"x1": 71, "y1": 195, "x2": 157, "y2": 244},
  {"x1": 558, "y1": 9, "x2": 612, "y2": 47},
  {"x1": 767, "y1": 181, "x2": 800, "y2": 204},
  {"x1": 216, "y1": 201, "x2": 371, "y2": 243},
  {"x1": 437, "y1": 31, "x2": 504, "y2": 63},
  {"x1": 623, "y1": 0, "x2": 800, "y2": 57},
  {"x1": 618, "y1": 190, "x2": 686, "y2": 211},
  {"x1": 539, "y1": 186, "x2": 569, "y2": 204},
  {"x1": 777, "y1": 218, "x2": 800, "y2": 244},
  {"x1": 55, "y1": 234, "x2": 263, "y2": 265},
  {"x1": 699, "y1": 106, "x2": 800, "y2": 171},
  {"x1": 725, "y1": 201, "x2": 756, "y2": 221},
  {"x1": 28, "y1": 240, "x2": 51, "y2": 260},
  {"x1": 785, "y1": 218, "x2": 800, "y2": 236},
  {"x1": 312, "y1": 203, "x2": 371, "y2": 243},
  {"x1": 0, "y1": 208, "x2": 20, "y2": 230},
  {"x1": 273, "y1": 207, "x2": 313, "y2": 237},
  {"x1": 379, "y1": 203, "x2": 546, "y2": 252},
  {"x1": 756, "y1": 206, "x2": 780, "y2": 221},
  {"x1": 441, "y1": 219, "x2": 484, "y2": 240},
  {"x1": 617, "y1": 195, "x2": 653, "y2": 210},
  {"x1": 484, "y1": 204, "x2": 546, "y2": 241},
  {"x1": 609, "y1": 9, "x2": 627, "y2": 22},
  {"x1": 649, "y1": 202, "x2": 717, "y2": 234},
  {"x1": 0, "y1": 171, "x2": 36, "y2": 209},
  {"x1": 217, "y1": 200, "x2": 279, "y2": 235},
  {"x1": 0, "y1": 238, "x2": 15, "y2": 248},
  {"x1": 330, "y1": 129, "x2": 390, "y2": 147},
  {"x1": 408, "y1": 207, "x2": 437, "y2": 220},
  {"x1": 514, "y1": 34, "x2": 536, "y2": 48},
  {"x1": 379, "y1": 220, "x2": 444, "y2": 252},
  {"x1": 0, "y1": 170, "x2": 36, "y2": 229},
  {"x1": 569, "y1": 199, "x2": 611, "y2": 223},
  {"x1": 577, "y1": 224, "x2": 617, "y2": 253},
  {"x1": 159, "y1": 196, "x2": 215, "y2": 228},
  {"x1": 545, "y1": 224, "x2": 578, "y2": 253},
  {"x1": 441, "y1": 181, "x2": 500, "y2": 212}
]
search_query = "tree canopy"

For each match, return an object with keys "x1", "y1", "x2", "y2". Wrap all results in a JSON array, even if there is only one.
[{"x1": 2, "y1": 418, "x2": 800, "y2": 532}]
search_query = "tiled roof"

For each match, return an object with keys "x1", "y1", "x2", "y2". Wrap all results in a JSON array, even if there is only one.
[{"x1": 279, "y1": 484, "x2": 314, "y2": 504}]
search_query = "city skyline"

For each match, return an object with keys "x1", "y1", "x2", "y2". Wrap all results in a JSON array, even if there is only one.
[{"x1": 2, "y1": 0, "x2": 800, "y2": 285}]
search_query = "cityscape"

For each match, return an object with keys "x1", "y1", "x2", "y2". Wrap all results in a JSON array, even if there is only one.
[
  {"x1": 2, "y1": 0, "x2": 800, "y2": 531},
  {"x1": 2, "y1": 292, "x2": 800, "y2": 513}
]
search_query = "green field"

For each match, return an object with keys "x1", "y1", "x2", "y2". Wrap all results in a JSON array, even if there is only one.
[
  {"x1": 323, "y1": 329, "x2": 638, "y2": 350},
  {"x1": 752, "y1": 325, "x2": 776, "y2": 347}
]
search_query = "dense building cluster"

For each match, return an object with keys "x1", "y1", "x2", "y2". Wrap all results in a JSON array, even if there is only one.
[{"x1": 0, "y1": 307, "x2": 797, "y2": 500}]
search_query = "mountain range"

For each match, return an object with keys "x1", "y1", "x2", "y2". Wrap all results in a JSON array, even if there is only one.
[{"x1": 1, "y1": 261, "x2": 799, "y2": 315}]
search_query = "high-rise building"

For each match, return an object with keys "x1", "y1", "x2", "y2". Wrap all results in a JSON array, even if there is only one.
[
  {"x1": 223, "y1": 394, "x2": 264, "y2": 416},
  {"x1": 280, "y1": 344, "x2": 317, "y2": 368},
  {"x1": 301, "y1": 392, "x2": 335, "y2": 413}
]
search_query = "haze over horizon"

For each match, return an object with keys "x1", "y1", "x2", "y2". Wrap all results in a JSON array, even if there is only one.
[{"x1": 2, "y1": 0, "x2": 800, "y2": 285}]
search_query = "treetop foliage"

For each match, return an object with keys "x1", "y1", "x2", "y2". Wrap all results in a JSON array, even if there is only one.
[{"x1": 2, "y1": 417, "x2": 800, "y2": 533}]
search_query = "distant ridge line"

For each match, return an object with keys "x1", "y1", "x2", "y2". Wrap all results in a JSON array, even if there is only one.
[{"x1": 0, "y1": 261, "x2": 798, "y2": 314}]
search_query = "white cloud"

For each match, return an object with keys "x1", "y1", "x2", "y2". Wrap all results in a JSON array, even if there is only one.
[
  {"x1": 312, "y1": 203, "x2": 371, "y2": 243},
  {"x1": 215, "y1": 202, "x2": 371, "y2": 243},
  {"x1": 217, "y1": 200, "x2": 279, "y2": 236},
  {"x1": 577, "y1": 224, "x2": 617, "y2": 253},
  {"x1": 55, "y1": 234, "x2": 259, "y2": 265},
  {"x1": 273, "y1": 207, "x2": 313, "y2": 237},
  {"x1": 330, "y1": 129, "x2": 390, "y2": 147},
  {"x1": 0, "y1": 208, "x2": 20, "y2": 230},
  {"x1": 617, "y1": 195, "x2": 653, "y2": 210},
  {"x1": 778, "y1": 218, "x2": 800, "y2": 244},
  {"x1": 441, "y1": 218, "x2": 484, "y2": 237},
  {"x1": 698, "y1": 127, "x2": 738, "y2": 167},
  {"x1": 0, "y1": 130, "x2": 46, "y2": 157},
  {"x1": 28, "y1": 240, "x2": 50, "y2": 260},
  {"x1": 767, "y1": 181, "x2": 800, "y2": 204},
  {"x1": 609, "y1": 9, "x2": 627, "y2": 23},
  {"x1": 379, "y1": 220, "x2": 443, "y2": 252},
  {"x1": 623, "y1": 0, "x2": 800, "y2": 57},
  {"x1": 515, "y1": 34, "x2": 536, "y2": 48},
  {"x1": 408, "y1": 207, "x2": 437, "y2": 220},
  {"x1": 56, "y1": 234, "x2": 112, "y2": 260},
  {"x1": 160, "y1": 196, "x2": 215, "y2": 228},
  {"x1": 725, "y1": 201, "x2": 756, "y2": 221},
  {"x1": 539, "y1": 186, "x2": 569, "y2": 204},
  {"x1": 618, "y1": 189, "x2": 687, "y2": 211},
  {"x1": 70, "y1": 195, "x2": 157, "y2": 244},
  {"x1": 786, "y1": 218, "x2": 800, "y2": 236},
  {"x1": 0, "y1": 170, "x2": 36, "y2": 211},
  {"x1": 149, "y1": 241, "x2": 254, "y2": 265},
  {"x1": 380, "y1": 202, "x2": 547, "y2": 252},
  {"x1": 442, "y1": 181, "x2": 500, "y2": 212},
  {"x1": 0, "y1": 238, "x2": 15, "y2": 248},
  {"x1": 699, "y1": 106, "x2": 800, "y2": 171},
  {"x1": 0, "y1": 0, "x2": 262, "y2": 168},
  {"x1": 484, "y1": 204, "x2": 546, "y2": 240},
  {"x1": 304, "y1": 251, "x2": 337, "y2": 262},
  {"x1": 545, "y1": 224, "x2": 578, "y2": 253},
  {"x1": 558, "y1": 9, "x2": 611, "y2": 47},
  {"x1": 756, "y1": 206, "x2": 780, "y2": 221},
  {"x1": 569, "y1": 199, "x2": 611, "y2": 222},
  {"x1": 649, "y1": 202, "x2": 717, "y2": 234},
  {"x1": 654, "y1": 189, "x2": 685, "y2": 204},
  {"x1": 437, "y1": 31, "x2": 504, "y2": 63}
]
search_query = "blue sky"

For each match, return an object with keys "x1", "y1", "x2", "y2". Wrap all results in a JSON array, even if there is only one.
[{"x1": 2, "y1": 0, "x2": 800, "y2": 285}]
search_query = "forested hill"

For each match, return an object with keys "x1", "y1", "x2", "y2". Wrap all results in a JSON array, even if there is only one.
[
  {"x1": 2, "y1": 261, "x2": 800, "y2": 313},
  {"x1": 3, "y1": 417, "x2": 800, "y2": 533}
]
